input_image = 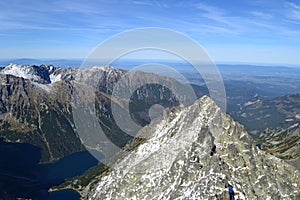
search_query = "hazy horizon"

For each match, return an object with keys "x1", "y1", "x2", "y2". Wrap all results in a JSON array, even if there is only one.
[{"x1": 1, "y1": 57, "x2": 300, "y2": 69}]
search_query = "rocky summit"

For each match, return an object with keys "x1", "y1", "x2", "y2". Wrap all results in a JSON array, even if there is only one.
[{"x1": 88, "y1": 96, "x2": 300, "y2": 200}]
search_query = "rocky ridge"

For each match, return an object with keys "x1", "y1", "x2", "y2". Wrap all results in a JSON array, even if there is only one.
[{"x1": 88, "y1": 96, "x2": 300, "y2": 200}]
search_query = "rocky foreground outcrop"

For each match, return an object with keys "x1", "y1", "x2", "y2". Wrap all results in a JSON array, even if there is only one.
[{"x1": 88, "y1": 96, "x2": 300, "y2": 200}]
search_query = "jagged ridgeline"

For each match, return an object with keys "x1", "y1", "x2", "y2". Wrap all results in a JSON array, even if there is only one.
[
  {"x1": 0, "y1": 64, "x2": 208, "y2": 162},
  {"x1": 88, "y1": 96, "x2": 300, "y2": 200}
]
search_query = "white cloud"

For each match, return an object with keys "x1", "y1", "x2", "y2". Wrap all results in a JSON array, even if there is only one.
[
  {"x1": 131, "y1": 0, "x2": 169, "y2": 8},
  {"x1": 285, "y1": 1, "x2": 300, "y2": 22},
  {"x1": 196, "y1": 3, "x2": 232, "y2": 25},
  {"x1": 251, "y1": 11, "x2": 273, "y2": 19}
]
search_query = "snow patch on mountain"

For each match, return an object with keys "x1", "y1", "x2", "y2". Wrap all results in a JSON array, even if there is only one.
[
  {"x1": 244, "y1": 99, "x2": 260, "y2": 106},
  {"x1": 0, "y1": 64, "x2": 38, "y2": 81},
  {"x1": 0, "y1": 63, "x2": 58, "y2": 84},
  {"x1": 50, "y1": 73, "x2": 61, "y2": 83},
  {"x1": 32, "y1": 82, "x2": 52, "y2": 92}
]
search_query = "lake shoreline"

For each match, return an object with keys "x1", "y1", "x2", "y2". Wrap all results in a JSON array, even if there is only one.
[
  {"x1": 0, "y1": 139, "x2": 103, "y2": 199},
  {"x1": 49, "y1": 187, "x2": 82, "y2": 198}
]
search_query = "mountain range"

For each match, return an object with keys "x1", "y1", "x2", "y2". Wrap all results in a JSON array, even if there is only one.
[
  {"x1": 0, "y1": 63, "x2": 299, "y2": 199},
  {"x1": 0, "y1": 64, "x2": 201, "y2": 162}
]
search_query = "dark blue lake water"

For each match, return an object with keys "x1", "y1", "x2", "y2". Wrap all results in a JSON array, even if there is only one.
[{"x1": 0, "y1": 139, "x2": 103, "y2": 199}]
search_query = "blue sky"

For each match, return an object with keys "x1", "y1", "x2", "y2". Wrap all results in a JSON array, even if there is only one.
[{"x1": 1, "y1": 0, "x2": 300, "y2": 65}]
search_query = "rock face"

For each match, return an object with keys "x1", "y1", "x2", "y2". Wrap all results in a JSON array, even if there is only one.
[
  {"x1": 0, "y1": 66, "x2": 83, "y2": 162},
  {"x1": 0, "y1": 64, "x2": 199, "y2": 162},
  {"x1": 0, "y1": 64, "x2": 128, "y2": 162},
  {"x1": 88, "y1": 96, "x2": 300, "y2": 200}
]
